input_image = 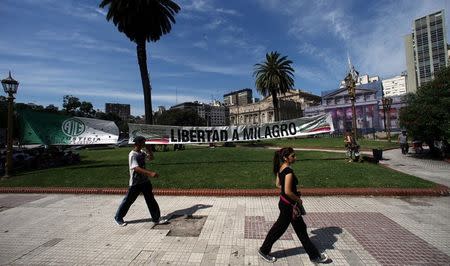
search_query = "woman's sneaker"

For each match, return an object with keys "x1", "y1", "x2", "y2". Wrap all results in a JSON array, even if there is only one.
[
  {"x1": 311, "y1": 253, "x2": 329, "y2": 264},
  {"x1": 258, "y1": 249, "x2": 276, "y2": 263},
  {"x1": 154, "y1": 218, "x2": 169, "y2": 225},
  {"x1": 114, "y1": 218, "x2": 127, "y2": 227}
]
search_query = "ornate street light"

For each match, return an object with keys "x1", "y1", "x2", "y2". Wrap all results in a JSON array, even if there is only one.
[
  {"x1": 382, "y1": 97, "x2": 393, "y2": 142},
  {"x1": 344, "y1": 72, "x2": 358, "y2": 141},
  {"x1": 1, "y1": 71, "x2": 19, "y2": 179}
]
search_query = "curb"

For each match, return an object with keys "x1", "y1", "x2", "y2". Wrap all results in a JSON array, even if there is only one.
[{"x1": 0, "y1": 186, "x2": 448, "y2": 197}]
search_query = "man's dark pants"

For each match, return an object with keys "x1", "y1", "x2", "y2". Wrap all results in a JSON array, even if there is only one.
[{"x1": 115, "y1": 181, "x2": 161, "y2": 222}]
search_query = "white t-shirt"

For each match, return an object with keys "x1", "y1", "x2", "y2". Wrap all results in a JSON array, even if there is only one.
[{"x1": 128, "y1": 150, "x2": 148, "y2": 186}]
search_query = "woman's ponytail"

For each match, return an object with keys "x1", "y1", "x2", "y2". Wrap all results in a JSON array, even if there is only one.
[
  {"x1": 272, "y1": 147, "x2": 294, "y2": 176},
  {"x1": 273, "y1": 150, "x2": 282, "y2": 176}
]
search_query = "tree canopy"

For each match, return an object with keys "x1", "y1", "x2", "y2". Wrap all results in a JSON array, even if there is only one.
[
  {"x1": 155, "y1": 109, "x2": 205, "y2": 126},
  {"x1": 99, "y1": 0, "x2": 180, "y2": 124},
  {"x1": 399, "y1": 66, "x2": 450, "y2": 150},
  {"x1": 62, "y1": 95, "x2": 81, "y2": 114},
  {"x1": 254, "y1": 51, "x2": 295, "y2": 121}
]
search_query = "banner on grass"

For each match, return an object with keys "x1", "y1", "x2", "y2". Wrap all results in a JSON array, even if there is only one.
[
  {"x1": 18, "y1": 110, "x2": 119, "y2": 145},
  {"x1": 128, "y1": 113, "x2": 334, "y2": 144}
]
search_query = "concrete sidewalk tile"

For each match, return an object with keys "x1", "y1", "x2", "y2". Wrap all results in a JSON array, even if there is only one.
[
  {"x1": 0, "y1": 194, "x2": 449, "y2": 265},
  {"x1": 245, "y1": 255, "x2": 259, "y2": 265}
]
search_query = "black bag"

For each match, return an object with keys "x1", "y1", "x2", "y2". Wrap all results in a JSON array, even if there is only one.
[
  {"x1": 281, "y1": 195, "x2": 306, "y2": 220},
  {"x1": 292, "y1": 202, "x2": 306, "y2": 220}
]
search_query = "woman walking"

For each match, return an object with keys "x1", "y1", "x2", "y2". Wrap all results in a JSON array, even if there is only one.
[{"x1": 258, "y1": 147, "x2": 329, "y2": 263}]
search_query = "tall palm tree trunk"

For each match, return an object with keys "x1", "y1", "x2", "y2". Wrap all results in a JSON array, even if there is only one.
[
  {"x1": 136, "y1": 39, "x2": 153, "y2": 124},
  {"x1": 272, "y1": 95, "x2": 280, "y2": 122}
]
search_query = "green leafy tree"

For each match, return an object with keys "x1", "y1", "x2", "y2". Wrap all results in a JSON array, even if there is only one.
[
  {"x1": 80, "y1": 101, "x2": 95, "y2": 117},
  {"x1": 63, "y1": 95, "x2": 81, "y2": 114},
  {"x1": 156, "y1": 109, "x2": 205, "y2": 126},
  {"x1": 95, "y1": 111, "x2": 128, "y2": 134},
  {"x1": 400, "y1": 66, "x2": 450, "y2": 155},
  {"x1": 44, "y1": 104, "x2": 59, "y2": 113},
  {"x1": 15, "y1": 103, "x2": 44, "y2": 112},
  {"x1": 99, "y1": 0, "x2": 181, "y2": 124},
  {"x1": 254, "y1": 51, "x2": 295, "y2": 121}
]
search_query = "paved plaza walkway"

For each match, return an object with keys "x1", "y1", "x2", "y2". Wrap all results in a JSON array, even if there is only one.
[
  {"x1": 380, "y1": 148, "x2": 450, "y2": 187},
  {"x1": 0, "y1": 193, "x2": 449, "y2": 265}
]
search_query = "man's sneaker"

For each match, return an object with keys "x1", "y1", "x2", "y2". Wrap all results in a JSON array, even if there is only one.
[
  {"x1": 154, "y1": 218, "x2": 169, "y2": 225},
  {"x1": 258, "y1": 249, "x2": 276, "y2": 263},
  {"x1": 115, "y1": 218, "x2": 127, "y2": 227},
  {"x1": 311, "y1": 253, "x2": 329, "y2": 264}
]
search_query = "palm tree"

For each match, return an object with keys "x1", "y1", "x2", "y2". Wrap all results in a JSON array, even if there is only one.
[
  {"x1": 253, "y1": 51, "x2": 295, "y2": 122},
  {"x1": 99, "y1": 0, "x2": 180, "y2": 124}
]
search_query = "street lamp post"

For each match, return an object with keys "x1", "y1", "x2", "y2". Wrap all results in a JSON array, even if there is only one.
[
  {"x1": 1, "y1": 71, "x2": 19, "y2": 179},
  {"x1": 344, "y1": 72, "x2": 358, "y2": 141},
  {"x1": 382, "y1": 97, "x2": 393, "y2": 142}
]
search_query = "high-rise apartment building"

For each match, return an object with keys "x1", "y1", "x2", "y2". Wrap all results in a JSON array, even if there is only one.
[
  {"x1": 405, "y1": 10, "x2": 448, "y2": 93},
  {"x1": 105, "y1": 103, "x2": 131, "y2": 121},
  {"x1": 223, "y1": 88, "x2": 252, "y2": 106},
  {"x1": 170, "y1": 101, "x2": 229, "y2": 126}
]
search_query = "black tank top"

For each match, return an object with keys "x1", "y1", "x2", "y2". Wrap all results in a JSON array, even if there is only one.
[{"x1": 279, "y1": 167, "x2": 300, "y2": 205}]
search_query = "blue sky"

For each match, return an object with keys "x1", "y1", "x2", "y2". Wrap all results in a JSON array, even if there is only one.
[{"x1": 0, "y1": 0, "x2": 449, "y2": 116}]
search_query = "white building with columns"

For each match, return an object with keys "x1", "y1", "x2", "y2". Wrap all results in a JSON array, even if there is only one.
[{"x1": 228, "y1": 89, "x2": 321, "y2": 125}]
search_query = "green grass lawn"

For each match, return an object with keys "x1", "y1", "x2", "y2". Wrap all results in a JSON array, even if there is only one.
[
  {"x1": 259, "y1": 137, "x2": 399, "y2": 150},
  {"x1": 0, "y1": 146, "x2": 434, "y2": 189}
]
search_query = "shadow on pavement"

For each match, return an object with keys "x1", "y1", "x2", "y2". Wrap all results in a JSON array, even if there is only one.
[
  {"x1": 165, "y1": 204, "x2": 213, "y2": 219},
  {"x1": 311, "y1": 226, "x2": 342, "y2": 252},
  {"x1": 271, "y1": 226, "x2": 342, "y2": 263},
  {"x1": 126, "y1": 204, "x2": 213, "y2": 224},
  {"x1": 126, "y1": 218, "x2": 152, "y2": 224}
]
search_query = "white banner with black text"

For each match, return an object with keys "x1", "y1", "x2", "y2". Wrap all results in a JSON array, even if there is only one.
[{"x1": 128, "y1": 113, "x2": 334, "y2": 144}]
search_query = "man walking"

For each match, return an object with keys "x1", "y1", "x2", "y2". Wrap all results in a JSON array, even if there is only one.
[
  {"x1": 398, "y1": 130, "x2": 408, "y2": 155},
  {"x1": 114, "y1": 136, "x2": 168, "y2": 226}
]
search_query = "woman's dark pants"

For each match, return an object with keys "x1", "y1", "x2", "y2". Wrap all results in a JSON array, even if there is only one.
[{"x1": 260, "y1": 201, "x2": 321, "y2": 260}]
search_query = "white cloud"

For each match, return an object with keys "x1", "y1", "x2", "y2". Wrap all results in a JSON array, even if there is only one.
[
  {"x1": 24, "y1": 0, "x2": 103, "y2": 21},
  {"x1": 185, "y1": 0, "x2": 210, "y2": 12},
  {"x1": 36, "y1": 30, "x2": 97, "y2": 45},
  {"x1": 34, "y1": 30, "x2": 134, "y2": 55},
  {"x1": 205, "y1": 18, "x2": 226, "y2": 30},
  {"x1": 193, "y1": 41, "x2": 208, "y2": 49},
  {"x1": 179, "y1": 0, "x2": 240, "y2": 18},
  {"x1": 350, "y1": 0, "x2": 450, "y2": 78},
  {"x1": 297, "y1": 43, "x2": 345, "y2": 79},
  {"x1": 95, "y1": 8, "x2": 107, "y2": 16},
  {"x1": 151, "y1": 52, "x2": 252, "y2": 76},
  {"x1": 215, "y1": 8, "x2": 240, "y2": 16},
  {"x1": 217, "y1": 25, "x2": 267, "y2": 58},
  {"x1": 47, "y1": 88, "x2": 144, "y2": 100},
  {"x1": 321, "y1": 9, "x2": 352, "y2": 41},
  {"x1": 252, "y1": 0, "x2": 304, "y2": 15},
  {"x1": 186, "y1": 62, "x2": 250, "y2": 76},
  {"x1": 286, "y1": 5, "x2": 353, "y2": 41},
  {"x1": 0, "y1": 41, "x2": 80, "y2": 65},
  {"x1": 260, "y1": 0, "x2": 450, "y2": 80}
]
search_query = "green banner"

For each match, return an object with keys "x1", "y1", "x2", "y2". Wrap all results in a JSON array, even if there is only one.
[{"x1": 18, "y1": 110, "x2": 119, "y2": 145}]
